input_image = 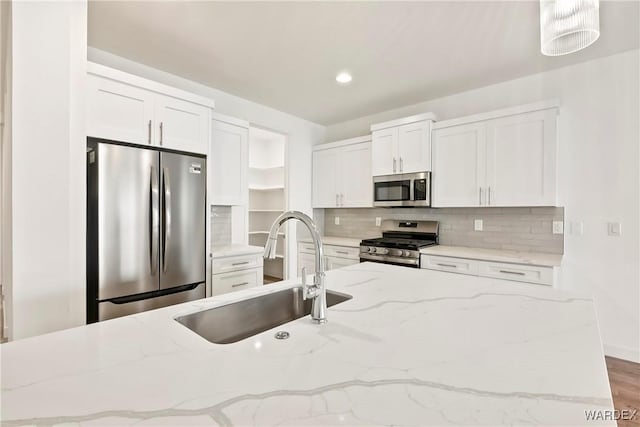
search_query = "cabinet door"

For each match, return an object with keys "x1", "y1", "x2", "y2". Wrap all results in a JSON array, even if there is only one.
[
  {"x1": 210, "y1": 120, "x2": 248, "y2": 205},
  {"x1": 339, "y1": 142, "x2": 372, "y2": 207},
  {"x1": 432, "y1": 122, "x2": 486, "y2": 207},
  {"x1": 297, "y1": 252, "x2": 316, "y2": 276},
  {"x1": 87, "y1": 75, "x2": 154, "y2": 144},
  {"x1": 211, "y1": 268, "x2": 262, "y2": 296},
  {"x1": 312, "y1": 149, "x2": 339, "y2": 208},
  {"x1": 485, "y1": 109, "x2": 557, "y2": 206},
  {"x1": 371, "y1": 128, "x2": 398, "y2": 176},
  {"x1": 397, "y1": 121, "x2": 431, "y2": 173},
  {"x1": 154, "y1": 94, "x2": 209, "y2": 154},
  {"x1": 326, "y1": 256, "x2": 359, "y2": 271}
]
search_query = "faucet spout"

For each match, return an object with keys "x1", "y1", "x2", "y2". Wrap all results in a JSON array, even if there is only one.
[{"x1": 263, "y1": 211, "x2": 327, "y2": 323}]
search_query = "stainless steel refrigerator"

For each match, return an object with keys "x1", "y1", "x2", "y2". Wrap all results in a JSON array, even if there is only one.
[{"x1": 87, "y1": 138, "x2": 206, "y2": 322}]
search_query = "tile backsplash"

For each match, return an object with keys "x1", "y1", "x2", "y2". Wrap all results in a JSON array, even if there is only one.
[
  {"x1": 211, "y1": 206, "x2": 232, "y2": 247},
  {"x1": 324, "y1": 207, "x2": 564, "y2": 254}
]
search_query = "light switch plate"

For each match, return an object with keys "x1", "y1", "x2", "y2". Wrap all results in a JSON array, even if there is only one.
[
  {"x1": 552, "y1": 221, "x2": 564, "y2": 235},
  {"x1": 608, "y1": 222, "x2": 621, "y2": 236},
  {"x1": 474, "y1": 219, "x2": 483, "y2": 231},
  {"x1": 334, "y1": 216, "x2": 340, "y2": 225},
  {"x1": 375, "y1": 217, "x2": 382, "y2": 227}
]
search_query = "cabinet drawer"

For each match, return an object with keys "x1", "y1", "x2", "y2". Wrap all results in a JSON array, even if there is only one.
[
  {"x1": 298, "y1": 242, "x2": 316, "y2": 254},
  {"x1": 325, "y1": 245, "x2": 360, "y2": 260},
  {"x1": 421, "y1": 255, "x2": 479, "y2": 276},
  {"x1": 211, "y1": 268, "x2": 262, "y2": 296},
  {"x1": 212, "y1": 254, "x2": 262, "y2": 274},
  {"x1": 478, "y1": 261, "x2": 553, "y2": 286}
]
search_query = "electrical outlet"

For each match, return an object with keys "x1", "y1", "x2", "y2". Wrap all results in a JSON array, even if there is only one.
[
  {"x1": 552, "y1": 221, "x2": 564, "y2": 235},
  {"x1": 474, "y1": 219, "x2": 483, "y2": 231},
  {"x1": 608, "y1": 222, "x2": 621, "y2": 236},
  {"x1": 334, "y1": 216, "x2": 340, "y2": 225},
  {"x1": 375, "y1": 217, "x2": 382, "y2": 227}
]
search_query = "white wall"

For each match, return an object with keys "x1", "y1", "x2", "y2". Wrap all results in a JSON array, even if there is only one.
[
  {"x1": 325, "y1": 50, "x2": 640, "y2": 362},
  {"x1": 8, "y1": 1, "x2": 87, "y2": 339},
  {"x1": 0, "y1": 0, "x2": 12, "y2": 341},
  {"x1": 88, "y1": 48, "x2": 325, "y2": 281}
]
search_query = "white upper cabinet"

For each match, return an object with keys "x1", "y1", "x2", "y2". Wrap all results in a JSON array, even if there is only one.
[
  {"x1": 154, "y1": 94, "x2": 209, "y2": 154},
  {"x1": 371, "y1": 127, "x2": 398, "y2": 176},
  {"x1": 432, "y1": 101, "x2": 558, "y2": 207},
  {"x1": 340, "y1": 142, "x2": 372, "y2": 207},
  {"x1": 312, "y1": 148, "x2": 339, "y2": 207},
  {"x1": 86, "y1": 64, "x2": 214, "y2": 155},
  {"x1": 210, "y1": 118, "x2": 248, "y2": 206},
  {"x1": 432, "y1": 122, "x2": 486, "y2": 207},
  {"x1": 485, "y1": 109, "x2": 557, "y2": 206},
  {"x1": 371, "y1": 114, "x2": 435, "y2": 176},
  {"x1": 87, "y1": 76, "x2": 155, "y2": 145},
  {"x1": 397, "y1": 121, "x2": 431, "y2": 173},
  {"x1": 312, "y1": 136, "x2": 372, "y2": 208}
]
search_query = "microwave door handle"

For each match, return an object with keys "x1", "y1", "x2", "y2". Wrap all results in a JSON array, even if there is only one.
[{"x1": 409, "y1": 179, "x2": 414, "y2": 202}]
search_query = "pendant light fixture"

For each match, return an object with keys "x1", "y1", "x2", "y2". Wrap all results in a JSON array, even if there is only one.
[{"x1": 540, "y1": 0, "x2": 600, "y2": 56}]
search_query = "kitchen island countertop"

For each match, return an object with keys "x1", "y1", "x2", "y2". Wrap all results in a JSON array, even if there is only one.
[{"x1": 1, "y1": 263, "x2": 612, "y2": 426}]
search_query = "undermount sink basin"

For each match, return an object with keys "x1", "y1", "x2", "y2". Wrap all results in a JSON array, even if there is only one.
[{"x1": 175, "y1": 287, "x2": 352, "y2": 344}]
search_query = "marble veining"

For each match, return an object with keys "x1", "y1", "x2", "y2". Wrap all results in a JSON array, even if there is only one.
[{"x1": 1, "y1": 263, "x2": 613, "y2": 426}]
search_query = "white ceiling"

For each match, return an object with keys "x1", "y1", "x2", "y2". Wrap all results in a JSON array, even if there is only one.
[{"x1": 88, "y1": 1, "x2": 639, "y2": 125}]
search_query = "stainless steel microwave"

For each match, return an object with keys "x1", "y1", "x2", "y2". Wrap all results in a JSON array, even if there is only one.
[{"x1": 373, "y1": 172, "x2": 431, "y2": 207}]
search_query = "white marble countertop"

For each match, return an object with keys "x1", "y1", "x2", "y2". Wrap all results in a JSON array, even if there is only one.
[
  {"x1": 211, "y1": 244, "x2": 264, "y2": 259},
  {"x1": 299, "y1": 235, "x2": 364, "y2": 248},
  {"x1": 421, "y1": 245, "x2": 563, "y2": 267},
  {"x1": 1, "y1": 263, "x2": 611, "y2": 426}
]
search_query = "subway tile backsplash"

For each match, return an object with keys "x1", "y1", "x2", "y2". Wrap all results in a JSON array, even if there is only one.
[
  {"x1": 324, "y1": 207, "x2": 564, "y2": 254},
  {"x1": 211, "y1": 206, "x2": 232, "y2": 247}
]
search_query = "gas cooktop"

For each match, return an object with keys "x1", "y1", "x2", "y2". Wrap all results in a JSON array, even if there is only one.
[{"x1": 359, "y1": 220, "x2": 439, "y2": 268}]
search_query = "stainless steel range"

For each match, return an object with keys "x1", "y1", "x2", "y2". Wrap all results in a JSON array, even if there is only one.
[{"x1": 360, "y1": 220, "x2": 439, "y2": 268}]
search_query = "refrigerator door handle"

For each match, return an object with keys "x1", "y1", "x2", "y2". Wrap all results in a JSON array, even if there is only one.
[
  {"x1": 150, "y1": 166, "x2": 159, "y2": 274},
  {"x1": 162, "y1": 167, "x2": 172, "y2": 273}
]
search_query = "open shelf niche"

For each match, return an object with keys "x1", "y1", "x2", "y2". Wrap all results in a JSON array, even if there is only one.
[{"x1": 248, "y1": 127, "x2": 286, "y2": 281}]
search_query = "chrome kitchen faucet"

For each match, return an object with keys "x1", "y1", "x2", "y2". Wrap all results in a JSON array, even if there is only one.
[{"x1": 264, "y1": 211, "x2": 327, "y2": 323}]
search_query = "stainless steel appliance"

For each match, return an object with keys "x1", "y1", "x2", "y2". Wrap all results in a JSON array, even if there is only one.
[
  {"x1": 360, "y1": 220, "x2": 439, "y2": 268},
  {"x1": 87, "y1": 138, "x2": 206, "y2": 322},
  {"x1": 373, "y1": 171, "x2": 431, "y2": 207}
]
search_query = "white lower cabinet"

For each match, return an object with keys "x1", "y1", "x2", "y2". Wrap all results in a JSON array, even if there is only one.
[
  {"x1": 421, "y1": 254, "x2": 554, "y2": 286},
  {"x1": 212, "y1": 253, "x2": 263, "y2": 296},
  {"x1": 297, "y1": 242, "x2": 360, "y2": 275},
  {"x1": 421, "y1": 255, "x2": 479, "y2": 276}
]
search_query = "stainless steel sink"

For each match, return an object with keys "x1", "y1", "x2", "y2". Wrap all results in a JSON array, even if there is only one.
[{"x1": 175, "y1": 287, "x2": 352, "y2": 344}]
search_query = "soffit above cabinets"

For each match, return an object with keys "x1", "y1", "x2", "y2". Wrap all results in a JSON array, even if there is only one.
[{"x1": 88, "y1": 1, "x2": 639, "y2": 125}]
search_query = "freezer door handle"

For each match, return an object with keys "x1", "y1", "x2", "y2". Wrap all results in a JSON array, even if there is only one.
[
  {"x1": 150, "y1": 166, "x2": 159, "y2": 274},
  {"x1": 162, "y1": 167, "x2": 172, "y2": 273}
]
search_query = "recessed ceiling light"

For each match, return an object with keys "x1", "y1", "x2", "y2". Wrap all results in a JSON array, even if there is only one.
[{"x1": 336, "y1": 72, "x2": 352, "y2": 84}]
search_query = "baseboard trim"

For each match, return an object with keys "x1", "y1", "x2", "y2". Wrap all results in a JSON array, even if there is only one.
[{"x1": 604, "y1": 344, "x2": 640, "y2": 363}]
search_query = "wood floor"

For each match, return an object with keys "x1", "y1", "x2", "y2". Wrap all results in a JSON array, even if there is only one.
[{"x1": 606, "y1": 356, "x2": 640, "y2": 427}]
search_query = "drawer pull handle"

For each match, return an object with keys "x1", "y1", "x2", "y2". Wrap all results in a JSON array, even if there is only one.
[
  {"x1": 232, "y1": 261, "x2": 250, "y2": 266},
  {"x1": 499, "y1": 270, "x2": 525, "y2": 276},
  {"x1": 232, "y1": 282, "x2": 249, "y2": 288},
  {"x1": 437, "y1": 263, "x2": 457, "y2": 268},
  {"x1": 335, "y1": 250, "x2": 349, "y2": 255}
]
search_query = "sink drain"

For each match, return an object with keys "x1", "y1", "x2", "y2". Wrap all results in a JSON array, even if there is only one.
[{"x1": 274, "y1": 331, "x2": 290, "y2": 340}]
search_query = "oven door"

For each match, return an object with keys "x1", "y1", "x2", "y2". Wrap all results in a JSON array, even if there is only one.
[{"x1": 373, "y1": 176, "x2": 412, "y2": 207}]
